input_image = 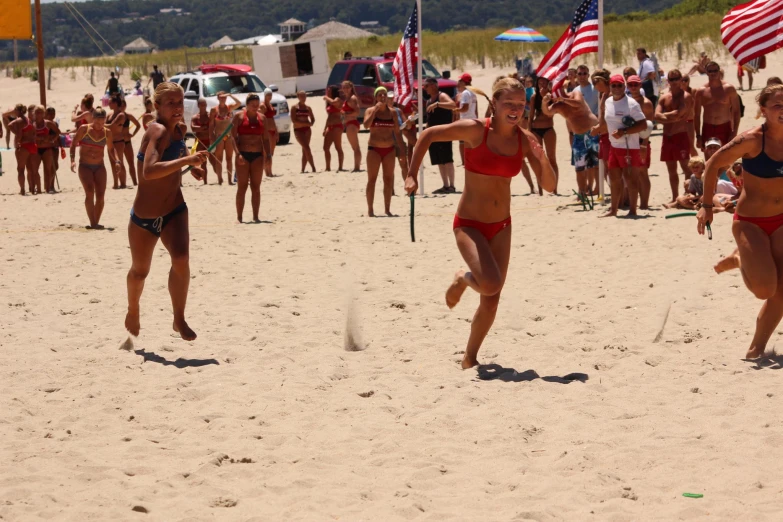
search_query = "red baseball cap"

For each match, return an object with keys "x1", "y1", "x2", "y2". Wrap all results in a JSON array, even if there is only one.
[
  {"x1": 610, "y1": 74, "x2": 625, "y2": 84},
  {"x1": 459, "y1": 73, "x2": 472, "y2": 85},
  {"x1": 626, "y1": 75, "x2": 641, "y2": 84}
]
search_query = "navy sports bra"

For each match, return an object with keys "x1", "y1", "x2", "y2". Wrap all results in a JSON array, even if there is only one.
[
  {"x1": 742, "y1": 125, "x2": 783, "y2": 179},
  {"x1": 137, "y1": 127, "x2": 187, "y2": 162}
]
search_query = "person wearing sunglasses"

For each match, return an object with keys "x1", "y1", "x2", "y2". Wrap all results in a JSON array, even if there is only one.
[
  {"x1": 627, "y1": 75, "x2": 654, "y2": 208},
  {"x1": 589, "y1": 69, "x2": 611, "y2": 196},
  {"x1": 599, "y1": 74, "x2": 648, "y2": 217},
  {"x1": 655, "y1": 69, "x2": 695, "y2": 202},
  {"x1": 693, "y1": 61, "x2": 740, "y2": 151}
]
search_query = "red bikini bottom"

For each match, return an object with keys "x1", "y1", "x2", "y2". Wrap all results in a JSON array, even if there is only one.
[
  {"x1": 369, "y1": 146, "x2": 395, "y2": 159},
  {"x1": 734, "y1": 212, "x2": 783, "y2": 236},
  {"x1": 453, "y1": 215, "x2": 511, "y2": 241}
]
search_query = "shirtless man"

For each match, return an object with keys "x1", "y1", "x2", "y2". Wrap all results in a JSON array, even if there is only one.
[
  {"x1": 693, "y1": 61, "x2": 740, "y2": 151},
  {"x1": 655, "y1": 69, "x2": 694, "y2": 202},
  {"x1": 541, "y1": 87, "x2": 598, "y2": 198},
  {"x1": 627, "y1": 75, "x2": 654, "y2": 209},
  {"x1": 190, "y1": 98, "x2": 218, "y2": 184}
]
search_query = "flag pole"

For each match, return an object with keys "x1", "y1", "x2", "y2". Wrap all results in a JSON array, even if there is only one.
[
  {"x1": 416, "y1": 0, "x2": 424, "y2": 195},
  {"x1": 597, "y1": 0, "x2": 604, "y2": 202}
]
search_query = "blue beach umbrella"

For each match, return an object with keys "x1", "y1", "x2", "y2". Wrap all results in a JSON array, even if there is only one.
[{"x1": 494, "y1": 26, "x2": 550, "y2": 43}]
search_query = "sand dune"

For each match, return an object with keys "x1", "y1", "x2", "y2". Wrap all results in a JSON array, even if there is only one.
[{"x1": 2, "y1": 56, "x2": 783, "y2": 521}]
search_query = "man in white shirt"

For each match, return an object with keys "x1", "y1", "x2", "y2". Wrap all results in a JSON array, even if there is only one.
[
  {"x1": 455, "y1": 73, "x2": 478, "y2": 164},
  {"x1": 637, "y1": 47, "x2": 659, "y2": 108},
  {"x1": 602, "y1": 74, "x2": 649, "y2": 218}
]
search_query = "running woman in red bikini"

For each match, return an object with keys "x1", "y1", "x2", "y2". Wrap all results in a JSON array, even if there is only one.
[
  {"x1": 191, "y1": 98, "x2": 218, "y2": 184},
  {"x1": 292, "y1": 91, "x2": 316, "y2": 173},
  {"x1": 261, "y1": 88, "x2": 278, "y2": 177},
  {"x1": 209, "y1": 92, "x2": 241, "y2": 185},
  {"x1": 126, "y1": 82, "x2": 207, "y2": 341},
  {"x1": 69, "y1": 108, "x2": 120, "y2": 229},
  {"x1": 697, "y1": 84, "x2": 783, "y2": 359},
  {"x1": 323, "y1": 85, "x2": 345, "y2": 171},
  {"x1": 405, "y1": 78, "x2": 557, "y2": 369},
  {"x1": 231, "y1": 94, "x2": 271, "y2": 223},
  {"x1": 8, "y1": 104, "x2": 37, "y2": 195},
  {"x1": 342, "y1": 81, "x2": 362, "y2": 172},
  {"x1": 363, "y1": 86, "x2": 404, "y2": 217}
]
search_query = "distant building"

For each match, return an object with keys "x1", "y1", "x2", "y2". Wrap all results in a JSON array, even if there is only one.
[
  {"x1": 159, "y1": 7, "x2": 183, "y2": 14},
  {"x1": 209, "y1": 35, "x2": 234, "y2": 49},
  {"x1": 359, "y1": 21, "x2": 385, "y2": 35},
  {"x1": 279, "y1": 18, "x2": 306, "y2": 42},
  {"x1": 122, "y1": 37, "x2": 157, "y2": 55},
  {"x1": 297, "y1": 21, "x2": 374, "y2": 43}
]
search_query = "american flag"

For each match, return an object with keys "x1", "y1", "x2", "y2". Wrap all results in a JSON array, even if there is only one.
[
  {"x1": 392, "y1": 3, "x2": 418, "y2": 107},
  {"x1": 721, "y1": 0, "x2": 783, "y2": 66},
  {"x1": 536, "y1": 0, "x2": 599, "y2": 95}
]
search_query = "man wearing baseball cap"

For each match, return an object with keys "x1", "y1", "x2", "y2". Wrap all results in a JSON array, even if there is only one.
[
  {"x1": 455, "y1": 73, "x2": 478, "y2": 165},
  {"x1": 655, "y1": 68, "x2": 694, "y2": 202},
  {"x1": 601, "y1": 74, "x2": 648, "y2": 217}
]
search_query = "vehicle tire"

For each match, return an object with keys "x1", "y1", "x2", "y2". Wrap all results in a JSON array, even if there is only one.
[{"x1": 278, "y1": 132, "x2": 290, "y2": 145}]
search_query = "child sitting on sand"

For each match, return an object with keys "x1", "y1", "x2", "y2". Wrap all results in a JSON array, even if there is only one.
[{"x1": 664, "y1": 156, "x2": 704, "y2": 210}]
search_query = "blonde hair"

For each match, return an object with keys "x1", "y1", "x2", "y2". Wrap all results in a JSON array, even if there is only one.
[
  {"x1": 92, "y1": 107, "x2": 107, "y2": 119},
  {"x1": 687, "y1": 156, "x2": 705, "y2": 170},
  {"x1": 34, "y1": 105, "x2": 45, "y2": 114},
  {"x1": 756, "y1": 84, "x2": 783, "y2": 119},
  {"x1": 469, "y1": 77, "x2": 525, "y2": 116},
  {"x1": 153, "y1": 81, "x2": 184, "y2": 105},
  {"x1": 341, "y1": 81, "x2": 357, "y2": 97}
]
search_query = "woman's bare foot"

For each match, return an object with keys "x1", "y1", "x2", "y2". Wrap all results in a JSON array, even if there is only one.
[
  {"x1": 599, "y1": 210, "x2": 617, "y2": 218},
  {"x1": 461, "y1": 354, "x2": 479, "y2": 369},
  {"x1": 714, "y1": 249, "x2": 740, "y2": 274},
  {"x1": 446, "y1": 270, "x2": 468, "y2": 309},
  {"x1": 125, "y1": 309, "x2": 140, "y2": 337},
  {"x1": 173, "y1": 319, "x2": 197, "y2": 341},
  {"x1": 746, "y1": 344, "x2": 765, "y2": 359}
]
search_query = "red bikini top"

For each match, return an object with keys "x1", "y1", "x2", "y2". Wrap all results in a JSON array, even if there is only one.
[
  {"x1": 326, "y1": 104, "x2": 340, "y2": 114},
  {"x1": 371, "y1": 117, "x2": 395, "y2": 129},
  {"x1": 264, "y1": 105, "x2": 276, "y2": 119},
  {"x1": 237, "y1": 111, "x2": 264, "y2": 135},
  {"x1": 464, "y1": 119, "x2": 523, "y2": 178},
  {"x1": 342, "y1": 100, "x2": 353, "y2": 113}
]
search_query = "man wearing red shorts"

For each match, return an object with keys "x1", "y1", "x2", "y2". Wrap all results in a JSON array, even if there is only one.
[
  {"x1": 655, "y1": 68, "x2": 694, "y2": 202},
  {"x1": 693, "y1": 61, "x2": 740, "y2": 151},
  {"x1": 601, "y1": 74, "x2": 648, "y2": 218}
]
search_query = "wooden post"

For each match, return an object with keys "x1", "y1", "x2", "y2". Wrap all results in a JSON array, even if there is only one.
[
  {"x1": 185, "y1": 49, "x2": 190, "y2": 71},
  {"x1": 611, "y1": 47, "x2": 618, "y2": 65},
  {"x1": 34, "y1": 0, "x2": 46, "y2": 105},
  {"x1": 481, "y1": 55, "x2": 485, "y2": 69},
  {"x1": 90, "y1": 65, "x2": 94, "y2": 86},
  {"x1": 677, "y1": 42, "x2": 683, "y2": 62},
  {"x1": 47, "y1": 67, "x2": 52, "y2": 90},
  {"x1": 13, "y1": 40, "x2": 18, "y2": 64},
  {"x1": 451, "y1": 55, "x2": 456, "y2": 70}
]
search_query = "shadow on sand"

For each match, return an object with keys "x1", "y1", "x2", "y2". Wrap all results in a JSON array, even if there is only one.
[
  {"x1": 747, "y1": 352, "x2": 783, "y2": 370},
  {"x1": 476, "y1": 364, "x2": 588, "y2": 384},
  {"x1": 134, "y1": 349, "x2": 220, "y2": 369}
]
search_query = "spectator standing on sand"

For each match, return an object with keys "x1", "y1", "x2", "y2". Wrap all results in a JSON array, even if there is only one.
[
  {"x1": 105, "y1": 72, "x2": 120, "y2": 97},
  {"x1": 424, "y1": 77, "x2": 457, "y2": 194},
  {"x1": 455, "y1": 73, "x2": 478, "y2": 165},
  {"x1": 637, "y1": 47, "x2": 659, "y2": 109},
  {"x1": 655, "y1": 69, "x2": 694, "y2": 203},
  {"x1": 146, "y1": 65, "x2": 165, "y2": 90},
  {"x1": 572, "y1": 65, "x2": 600, "y2": 197},
  {"x1": 693, "y1": 61, "x2": 741, "y2": 151}
]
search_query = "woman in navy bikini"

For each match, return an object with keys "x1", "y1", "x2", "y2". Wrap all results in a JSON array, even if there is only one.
[
  {"x1": 292, "y1": 90, "x2": 316, "y2": 173},
  {"x1": 406, "y1": 78, "x2": 557, "y2": 368},
  {"x1": 231, "y1": 94, "x2": 271, "y2": 223},
  {"x1": 125, "y1": 82, "x2": 207, "y2": 341},
  {"x1": 527, "y1": 76, "x2": 559, "y2": 192},
  {"x1": 363, "y1": 86, "x2": 403, "y2": 217},
  {"x1": 698, "y1": 84, "x2": 783, "y2": 359},
  {"x1": 342, "y1": 81, "x2": 362, "y2": 172},
  {"x1": 323, "y1": 85, "x2": 345, "y2": 172},
  {"x1": 70, "y1": 107, "x2": 120, "y2": 228}
]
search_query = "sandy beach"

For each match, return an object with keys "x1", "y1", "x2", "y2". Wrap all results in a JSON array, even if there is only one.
[{"x1": 2, "y1": 54, "x2": 783, "y2": 521}]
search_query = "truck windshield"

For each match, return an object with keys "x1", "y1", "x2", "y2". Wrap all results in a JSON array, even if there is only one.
[
  {"x1": 203, "y1": 74, "x2": 267, "y2": 97},
  {"x1": 378, "y1": 60, "x2": 442, "y2": 83}
]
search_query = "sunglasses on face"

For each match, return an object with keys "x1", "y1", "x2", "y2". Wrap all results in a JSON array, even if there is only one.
[
  {"x1": 707, "y1": 69, "x2": 719, "y2": 74},
  {"x1": 668, "y1": 77, "x2": 682, "y2": 82},
  {"x1": 610, "y1": 83, "x2": 625, "y2": 88},
  {"x1": 577, "y1": 72, "x2": 588, "y2": 76},
  {"x1": 627, "y1": 82, "x2": 641, "y2": 87}
]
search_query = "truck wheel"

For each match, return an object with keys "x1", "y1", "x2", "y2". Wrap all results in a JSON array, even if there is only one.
[{"x1": 278, "y1": 132, "x2": 290, "y2": 145}]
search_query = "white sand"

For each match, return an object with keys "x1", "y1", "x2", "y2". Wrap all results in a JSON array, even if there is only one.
[{"x1": 2, "y1": 56, "x2": 783, "y2": 520}]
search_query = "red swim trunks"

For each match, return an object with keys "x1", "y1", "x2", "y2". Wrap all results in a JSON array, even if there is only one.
[
  {"x1": 702, "y1": 122, "x2": 732, "y2": 148},
  {"x1": 607, "y1": 146, "x2": 643, "y2": 169},
  {"x1": 660, "y1": 132, "x2": 690, "y2": 162},
  {"x1": 734, "y1": 212, "x2": 783, "y2": 237},
  {"x1": 599, "y1": 134, "x2": 610, "y2": 161}
]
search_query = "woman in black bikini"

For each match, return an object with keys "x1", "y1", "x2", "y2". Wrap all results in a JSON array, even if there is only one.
[
  {"x1": 107, "y1": 95, "x2": 128, "y2": 189},
  {"x1": 363, "y1": 87, "x2": 404, "y2": 217},
  {"x1": 125, "y1": 82, "x2": 207, "y2": 341},
  {"x1": 698, "y1": 84, "x2": 783, "y2": 359},
  {"x1": 323, "y1": 85, "x2": 345, "y2": 172},
  {"x1": 342, "y1": 81, "x2": 362, "y2": 172},
  {"x1": 120, "y1": 100, "x2": 141, "y2": 186},
  {"x1": 70, "y1": 108, "x2": 120, "y2": 228},
  {"x1": 209, "y1": 92, "x2": 241, "y2": 185},
  {"x1": 405, "y1": 78, "x2": 556, "y2": 369},
  {"x1": 527, "y1": 77, "x2": 559, "y2": 192},
  {"x1": 292, "y1": 91, "x2": 316, "y2": 173},
  {"x1": 231, "y1": 94, "x2": 271, "y2": 223}
]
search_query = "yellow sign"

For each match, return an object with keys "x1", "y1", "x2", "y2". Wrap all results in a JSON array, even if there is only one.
[{"x1": 0, "y1": 0, "x2": 32, "y2": 39}]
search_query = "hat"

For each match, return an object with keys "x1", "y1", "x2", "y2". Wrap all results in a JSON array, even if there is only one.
[
  {"x1": 705, "y1": 137, "x2": 722, "y2": 148},
  {"x1": 626, "y1": 75, "x2": 641, "y2": 84},
  {"x1": 374, "y1": 86, "x2": 388, "y2": 97},
  {"x1": 263, "y1": 88, "x2": 273, "y2": 96},
  {"x1": 459, "y1": 73, "x2": 472, "y2": 85},
  {"x1": 610, "y1": 74, "x2": 625, "y2": 84}
]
